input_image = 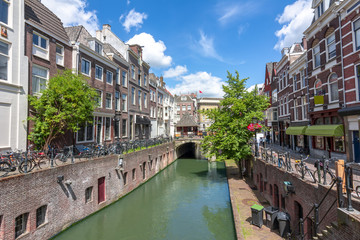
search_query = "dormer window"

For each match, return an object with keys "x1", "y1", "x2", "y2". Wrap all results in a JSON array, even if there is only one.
[
  {"x1": 316, "y1": 1, "x2": 324, "y2": 19},
  {"x1": 181, "y1": 96, "x2": 186, "y2": 101},
  {"x1": 95, "y1": 42, "x2": 102, "y2": 55}
]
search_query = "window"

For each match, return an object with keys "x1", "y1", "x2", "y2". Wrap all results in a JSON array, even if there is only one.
[
  {"x1": 33, "y1": 32, "x2": 49, "y2": 59},
  {"x1": 182, "y1": 105, "x2": 186, "y2": 111},
  {"x1": 0, "y1": 41, "x2": 9, "y2": 81},
  {"x1": 294, "y1": 99, "x2": 298, "y2": 120},
  {"x1": 106, "y1": 71, "x2": 113, "y2": 85},
  {"x1": 32, "y1": 65, "x2": 48, "y2": 94},
  {"x1": 144, "y1": 93, "x2": 147, "y2": 108},
  {"x1": 0, "y1": 0, "x2": 9, "y2": 24},
  {"x1": 122, "y1": 71, "x2": 127, "y2": 87},
  {"x1": 138, "y1": 69, "x2": 141, "y2": 86},
  {"x1": 181, "y1": 96, "x2": 186, "y2": 101},
  {"x1": 150, "y1": 107, "x2": 153, "y2": 117},
  {"x1": 123, "y1": 172, "x2": 128, "y2": 185},
  {"x1": 56, "y1": 44, "x2": 64, "y2": 66},
  {"x1": 132, "y1": 168, "x2": 136, "y2": 180},
  {"x1": 81, "y1": 58, "x2": 91, "y2": 76},
  {"x1": 95, "y1": 42, "x2": 102, "y2": 55},
  {"x1": 138, "y1": 90, "x2": 142, "y2": 110},
  {"x1": 187, "y1": 105, "x2": 191, "y2": 111},
  {"x1": 77, "y1": 121, "x2": 94, "y2": 142},
  {"x1": 177, "y1": 105, "x2": 180, "y2": 111},
  {"x1": 315, "y1": 136, "x2": 324, "y2": 149},
  {"x1": 301, "y1": 69, "x2": 306, "y2": 88},
  {"x1": 329, "y1": 73, "x2": 339, "y2": 102},
  {"x1": 135, "y1": 124, "x2": 139, "y2": 135},
  {"x1": 313, "y1": 45, "x2": 321, "y2": 68},
  {"x1": 105, "y1": 117, "x2": 111, "y2": 140},
  {"x1": 122, "y1": 94, "x2": 127, "y2": 112},
  {"x1": 95, "y1": 65, "x2": 103, "y2": 80},
  {"x1": 314, "y1": 79, "x2": 323, "y2": 96},
  {"x1": 15, "y1": 213, "x2": 29, "y2": 239},
  {"x1": 95, "y1": 90, "x2": 102, "y2": 108},
  {"x1": 36, "y1": 205, "x2": 47, "y2": 227},
  {"x1": 85, "y1": 187, "x2": 93, "y2": 203},
  {"x1": 317, "y1": 1, "x2": 324, "y2": 19},
  {"x1": 302, "y1": 97, "x2": 307, "y2": 120},
  {"x1": 144, "y1": 73, "x2": 147, "y2": 86},
  {"x1": 132, "y1": 87, "x2": 136, "y2": 105},
  {"x1": 334, "y1": 136, "x2": 345, "y2": 152},
  {"x1": 327, "y1": 34, "x2": 336, "y2": 59},
  {"x1": 115, "y1": 91, "x2": 120, "y2": 111},
  {"x1": 293, "y1": 74, "x2": 297, "y2": 91},
  {"x1": 131, "y1": 65, "x2": 135, "y2": 79},
  {"x1": 122, "y1": 119, "x2": 127, "y2": 137},
  {"x1": 272, "y1": 89, "x2": 277, "y2": 103},
  {"x1": 106, "y1": 93, "x2": 112, "y2": 109},
  {"x1": 116, "y1": 69, "x2": 120, "y2": 85},
  {"x1": 114, "y1": 118, "x2": 120, "y2": 138},
  {"x1": 98, "y1": 177, "x2": 105, "y2": 203},
  {"x1": 354, "y1": 19, "x2": 360, "y2": 50}
]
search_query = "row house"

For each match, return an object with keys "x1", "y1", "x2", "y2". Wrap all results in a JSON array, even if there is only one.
[
  {"x1": 174, "y1": 94, "x2": 198, "y2": 136},
  {"x1": 163, "y1": 88, "x2": 175, "y2": 137},
  {"x1": 303, "y1": 0, "x2": 346, "y2": 159},
  {"x1": 149, "y1": 74, "x2": 158, "y2": 138},
  {"x1": 263, "y1": 62, "x2": 277, "y2": 143},
  {"x1": 65, "y1": 26, "x2": 118, "y2": 145},
  {"x1": 197, "y1": 98, "x2": 221, "y2": 133},
  {"x1": 25, "y1": 0, "x2": 73, "y2": 145},
  {"x1": 96, "y1": 24, "x2": 150, "y2": 140},
  {"x1": 0, "y1": 0, "x2": 28, "y2": 151}
]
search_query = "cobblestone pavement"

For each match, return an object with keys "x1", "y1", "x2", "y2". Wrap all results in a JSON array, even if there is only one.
[{"x1": 225, "y1": 159, "x2": 283, "y2": 240}]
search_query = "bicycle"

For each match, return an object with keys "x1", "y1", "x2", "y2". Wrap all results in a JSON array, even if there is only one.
[
  {"x1": 54, "y1": 146, "x2": 74, "y2": 166},
  {"x1": 313, "y1": 156, "x2": 336, "y2": 185},
  {"x1": 295, "y1": 155, "x2": 316, "y2": 183}
]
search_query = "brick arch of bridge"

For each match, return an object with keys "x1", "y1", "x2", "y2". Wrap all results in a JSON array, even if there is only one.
[{"x1": 175, "y1": 139, "x2": 203, "y2": 159}]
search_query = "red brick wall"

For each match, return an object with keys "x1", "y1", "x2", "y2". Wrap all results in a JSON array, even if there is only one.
[{"x1": 0, "y1": 143, "x2": 175, "y2": 240}]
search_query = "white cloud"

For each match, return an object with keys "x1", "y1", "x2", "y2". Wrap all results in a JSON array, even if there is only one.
[
  {"x1": 197, "y1": 31, "x2": 223, "y2": 61},
  {"x1": 127, "y1": 33, "x2": 172, "y2": 68},
  {"x1": 163, "y1": 65, "x2": 188, "y2": 78},
  {"x1": 121, "y1": 9, "x2": 148, "y2": 32},
  {"x1": 168, "y1": 72, "x2": 225, "y2": 98},
  {"x1": 247, "y1": 83, "x2": 264, "y2": 92},
  {"x1": 274, "y1": 0, "x2": 313, "y2": 50},
  {"x1": 42, "y1": 0, "x2": 99, "y2": 35},
  {"x1": 217, "y1": 1, "x2": 260, "y2": 25},
  {"x1": 127, "y1": 0, "x2": 130, "y2": 5},
  {"x1": 218, "y1": 6, "x2": 240, "y2": 24}
]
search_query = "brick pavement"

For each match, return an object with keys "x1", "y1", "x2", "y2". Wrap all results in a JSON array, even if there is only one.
[{"x1": 225, "y1": 159, "x2": 283, "y2": 240}]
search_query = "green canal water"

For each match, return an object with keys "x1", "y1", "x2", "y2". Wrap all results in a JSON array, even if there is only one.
[{"x1": 52, "y1": 158, "x2": 236, "y2": 240}]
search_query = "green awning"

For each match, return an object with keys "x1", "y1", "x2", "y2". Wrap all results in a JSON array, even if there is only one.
[
  {"x1": 286, "y1": 126, "x2": 307, "y2": 135},
  {"x1": 304, "y1": 125, "x2": 344, "y2": 137}
]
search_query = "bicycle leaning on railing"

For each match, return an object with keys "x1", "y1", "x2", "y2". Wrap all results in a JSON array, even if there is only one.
[
  {"x1": 313, "y1": 156, "x2": 336, "y2": 185},
  {"x1": 295, "y1": 155, "x2": 316, "y2": 183}
]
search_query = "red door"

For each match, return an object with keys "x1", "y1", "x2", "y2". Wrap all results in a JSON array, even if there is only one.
[{"x1": 98, "y1": 177, "x2": 105, "y2": 203}]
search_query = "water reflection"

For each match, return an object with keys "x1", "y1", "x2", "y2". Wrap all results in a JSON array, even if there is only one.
[{"x1": 52, "y1": 159, "x2": 236, "y2": 240}]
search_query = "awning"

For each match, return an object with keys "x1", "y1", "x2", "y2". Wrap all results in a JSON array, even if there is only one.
[
  {"x1": 304, "y1": 124, "x2": 344, "y2": 137},
  {"x1": 285, "y1": 126, "x2": 307, "y2": 135}
]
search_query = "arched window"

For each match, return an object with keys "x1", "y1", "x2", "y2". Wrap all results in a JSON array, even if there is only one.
[
  {"x1": 328, "y1": 73, "x2": 339, "y2": 102},
  {"x1": 314, "y1": 79, "x2": 322, "y2": 96}
]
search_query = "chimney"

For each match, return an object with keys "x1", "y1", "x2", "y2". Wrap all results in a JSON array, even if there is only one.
[
  {"x1": 302, "y1": 36, "x2": 307, "y2": 50},
  {"x1": 103, "y1": 24, "x2": 111, "y2": 31}
]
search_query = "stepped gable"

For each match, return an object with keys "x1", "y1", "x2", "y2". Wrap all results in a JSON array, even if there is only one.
[{"x1": 25, "y1": 0, "x2": 69, "y2": 43}]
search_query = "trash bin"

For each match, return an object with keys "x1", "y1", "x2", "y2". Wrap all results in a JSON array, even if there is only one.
[
  {"x1": 264, "y1": 206, "x2": 279, "y2": 229},
  {"x1": 251, "y1": 204, "x2": 264, "y2": 228},
  {"x1": 277, "y1": 212, "x2": 291, "y2": 237}
]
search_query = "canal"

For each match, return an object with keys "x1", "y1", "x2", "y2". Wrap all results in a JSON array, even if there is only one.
[{"x1": 52, "y1": 158, "x2": 236, "y2": 240}]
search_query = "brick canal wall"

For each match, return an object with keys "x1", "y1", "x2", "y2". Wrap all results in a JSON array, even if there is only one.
[
  {"x1": 0, "y1": 143, "x2": 175, "y2": 240},
  {"x1": 252, "y1": 158, "x2": 360, "y2": 238}
]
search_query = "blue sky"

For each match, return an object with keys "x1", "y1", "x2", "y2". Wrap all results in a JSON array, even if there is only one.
[{"x1": 42, "y1": 0, "x2": 313, "y2": 97}]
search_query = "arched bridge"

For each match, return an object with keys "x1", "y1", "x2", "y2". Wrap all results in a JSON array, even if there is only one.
[{"x1": 174, "y1": 138, "x2": 204, "y2": 159}]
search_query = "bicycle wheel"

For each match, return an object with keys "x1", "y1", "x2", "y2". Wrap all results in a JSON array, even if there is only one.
[
  {"x1": 314, "y1": 170, "x2": 334, "y2": 184},
  {"x1": 18, "y1": 160, "x2": 34, "y2": 173},
  {"x1": 0, "y1": 161, "x2": 11, "y2": 177},
  {"x1": 54, "y1": 153, "x2": 67, "y2": 166},
  {"x1": 306, "y1": 169, "x2": 316, "y2": 183},
  {"x1": 295, "y1": 163, "x2": 301, "y2": 174},
  {"x1": 356, "y1": 186, "x2": 360, "y2": 198}
]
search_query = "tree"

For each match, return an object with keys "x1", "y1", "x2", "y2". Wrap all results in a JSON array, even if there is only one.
[
  {"x1": 28, "y1": 70, "x2": 98, "y2": 150},
  {"x1": 201, "y1": 71, "x2": 270, "y2": 176}
]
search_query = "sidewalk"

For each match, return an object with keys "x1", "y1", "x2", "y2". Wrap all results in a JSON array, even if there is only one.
[{"x1": 225, "y1": 159, "x2": 283, "y2": 240}]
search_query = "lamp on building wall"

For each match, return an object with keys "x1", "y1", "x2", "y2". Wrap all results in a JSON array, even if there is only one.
[
  {"x1": 284, "y1": 181, "x2": 295, "y2": 195},
  {"x1": 116, "y1": 155, "x2": 124, "y2": 171}
]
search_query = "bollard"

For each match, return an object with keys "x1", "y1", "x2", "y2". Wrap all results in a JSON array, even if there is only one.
[
  {"x1": 50, "y1": 147, "x2": 54, "y2": 168},
  {"x1": 322, "y1": 156, "x2": 327, "y2": 185},
  {"x1": 336, "y1": 177, "x2": 344, "y2": 208},
  {"x1": 345, "y1": 164, "x2": 354, "y2": 211},
  {"x1": 71, "y1": 145, "x2": 74, "y2": 164},
  {"x1": 314, "y1": 203, "x2": 319, "y2": 235},
  {"x1": 24, "y1": 151, "x2": 28, "y2": 173},
  {"x1": 316, "y1": 159, "x2": 321, "y2": 184},
  {"x1": 299, "y1": 218, "x2": 304, "y2": 240}
]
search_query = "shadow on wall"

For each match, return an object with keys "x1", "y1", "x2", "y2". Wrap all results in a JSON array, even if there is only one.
[{"x1": 176, "y1": 142, "x2": 197, "y2": 159}]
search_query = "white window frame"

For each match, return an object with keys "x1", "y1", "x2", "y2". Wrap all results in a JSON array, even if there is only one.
[
  {"x1": 328, "y1": 73, "x2": 339, "y2": 103},
  {"x1": 144, "y1": 93, "x2": 147, "y2": 108},
  {"x1": 95, "y1": 65, "x2": 103, "y2": 81},
  {"x1": 116, "y1": 69, "x2": 120, "y2": 85},
  {"x1": 313, "y1": 45, "x2": 321, "y2": 68},
  {"x1": 81, "y1": 58, "x2": 91, "y2": 76},
  {"x1": 182, "y1": 105, "x2": 186, "y2": 111},
  {"x1": 115, "y1": 91, "x2": 120, "y2": 111},
  {"x1": 95, "y1": 41, "x2": 102, "y2": 55},
  {"x1": 187, "y1": 105, "x2": 191, "y2": 111},
  {"x1": 132, "y1": 87, "x2": 136, "y2": 105},
  {"x1": 294, "y1": 99, "x2": 298, "y2": 120},
  {"x1": 138, "y1": 90, "x2": 142, "y2": 110},
  {"x1": 0, "y1": 0, "x2": 9, "y2": 25},
  {"x1": 106, "y1": 70, "x2": 113, "y2": 85},
  {"x1": 76, "y1": 120, "x2": 94, "y2": 143},
  {"x1": 105, "y1": 117, "x2": 111, "y2": 140},
  {"x1": 122, "y1": 119, "x2": 127, "y2": 137},
  {"x1": 122, "y1": 94, "x2": 128, "y2": 112},
  {"x1": 144, "y1": 73, "x2": 147, "y2": 86},
  {"x1": 138, "y1": 69, "x2": 141, "y2": 86},
  {"x1": 302, "y1": 97, "x2": 307, "y2": 120},
  {"x1": 354, "y1": 18, "x2": 360, "y2": 51},
  {"x1": 293, "y1": 74, "x2": 297, "y2": 91},
  {"x1": 55, "y1": 44, "x2": 64, "y2": 66},
  {"x1": 32, "y1": 32, "x2": 49, "y2": 60},
  {"x1": 32, "y1": 65, "x2": 49, "y2": 95},
  {"x1": 301, "y1": 69, "x2": 305, "y2": 89},
  {"x1": 105, "y1": 92, "x2": 112, "y2": 109},
  {"x1": 96, "y1": 90, "x2": 103, "y2": 108},
  {"x1": 131, "y1": 65, "x2": 135, "y2": 79},
  {"x1": 327, "y1": 34, "x2": 336, "y2": 60},
  {"x1": 316, "y1": 1, "x2": 324, "y2": 20},
  {"x1": 122, "y1": 71, "x2": 127, "y2": 87},
  {"x1": 0, "y1": 40, "x2": 9, "y2": 81}
]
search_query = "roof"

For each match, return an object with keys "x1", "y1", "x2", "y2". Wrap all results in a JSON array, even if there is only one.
[
  {"x1": 176, "y1": 114, "x2": 198, "y2": 127},
  {"x1": 266, "y1": 62, "x2": 274, "y2": 79},
  {"x1": 65, "y1": 26, "x2": 92, "y2": 46},
  {"x1": 25, "y1": 0, "x2": 70, "y2": 43},
  {"x1": 103, "y1": 43, "x2": 126, "y2": 61},
  {"x1": 175, "y1": 95, "x2": 195, "y2": 102}
]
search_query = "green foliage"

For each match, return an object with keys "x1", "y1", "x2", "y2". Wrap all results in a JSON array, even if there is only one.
[
  {"x1": 28, "y1": 70, "x2": 98, "y2": 149},
  {"x1": 201, "y1": 71, "x2": 270, "y2": 162}
]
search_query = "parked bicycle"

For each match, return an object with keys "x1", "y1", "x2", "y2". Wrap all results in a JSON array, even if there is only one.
[
  {"x1": 54, "y1": 146, "x2": 74, "y2": 166},
  {"x1": 295, "y1": 155, "x2": 316, "y2": 183},
  {"x1": 313, "y1": 156, "x2": 336, "y2": 185}
]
